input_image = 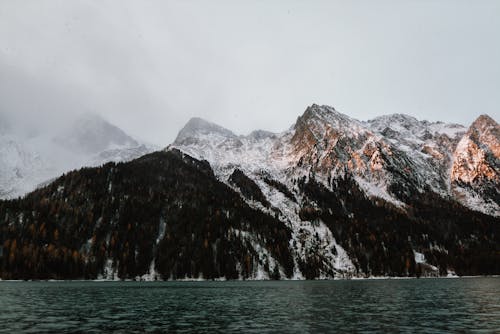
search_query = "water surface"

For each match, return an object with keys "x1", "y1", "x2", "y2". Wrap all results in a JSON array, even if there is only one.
[{"x1": 0, "y1": 278, "x2": 499, "y2": 333}]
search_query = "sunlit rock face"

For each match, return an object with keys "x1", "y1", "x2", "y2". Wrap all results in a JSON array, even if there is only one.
[
  {"x1": 288, "y1": 105, "x2": 430, "y2": 204},
  {"x1": 290, "y1": 104, "x2": 384, "y2": 178},
  {"x1": 166, "y1": 105, "x2": 500, "y2": 279},
  {"x1": 452, "y1": 115, "x2": 499, "y2": 184},
  {"x1": 451, "y1": 115, "x2": 500, "y2": 216},
  {"x1": 171, "y1": 105, "x2": 498, "y2": 215},
  {"x1": 2, "y1": 106, "x2": 499, "y2": 280}
]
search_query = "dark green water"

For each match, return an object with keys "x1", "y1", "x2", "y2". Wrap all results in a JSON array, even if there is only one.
[{"x1": 0, "y1": 278, "x2": 499, "y2": 333}]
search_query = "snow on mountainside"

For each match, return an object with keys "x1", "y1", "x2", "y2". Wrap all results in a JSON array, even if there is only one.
[
  {"x1": 170, "y1": 105, "x2": 499, "y2": 273},
  {"x1": 366, "y1": 113, "x2": 466, "y2": 169},
  {"x1": 365, "y1": 113, "x2": 467, "y2": 197},
  {"x1": 0, "y1": 135, "x2": 50, "y2": 198},
  {"x1": 2, "y1": 106, "x2": 498, "y2": 281},
  {"x1": 172, "y1": 117, "x2": 287, "y2": 180},
  {"x1": 170, "y1": 109, "x2": 359, "y2": 277},
  {"x1": 54, "y1": 113, "x2": 139, "y2": 154},
  {"x1": 175, "y1": 117, "x2": 238, "y2": 145},
  {"x1": 288, "y1": 105, "x2": 428, "y2": 204},
  {"x1": 0, "y1": 113, "x2": 154, "y2": 199},
  {"x1": 171, "y1": 104, "x2": 479, "y2": 208},
  {"x1": 451, "y1": 115, "x2": 500, "y2": 216}
]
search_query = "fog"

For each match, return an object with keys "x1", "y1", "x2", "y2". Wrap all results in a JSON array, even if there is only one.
[{"x1": 1, "y1": 1, "x2": 499, "y2": 146}]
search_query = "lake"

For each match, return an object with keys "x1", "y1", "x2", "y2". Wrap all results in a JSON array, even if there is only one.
[{"x1": 0, "y1": 278, "x2": 499, "y2": 333}]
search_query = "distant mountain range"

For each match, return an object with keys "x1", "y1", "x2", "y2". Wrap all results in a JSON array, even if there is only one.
[
  {"x1": 0, "y1": 113, "x2": 155, "y2": 199},
  {"x1": 0, "y1": 105, "x2": 498, "y2": 280}
]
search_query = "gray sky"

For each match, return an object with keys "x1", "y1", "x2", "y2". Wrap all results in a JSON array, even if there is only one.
[{"x1": 1, "y1": 0, "x2": 499, "y2": 146}]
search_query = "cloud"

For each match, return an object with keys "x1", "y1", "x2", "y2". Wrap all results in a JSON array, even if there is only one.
[{"x1": 1, "y1": 0, "x2": 499, "y2": 145}]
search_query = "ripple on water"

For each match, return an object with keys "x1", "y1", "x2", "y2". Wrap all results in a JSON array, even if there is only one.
[{"x1": 0, "y1": 278, "x2": 499, "y2": 333}]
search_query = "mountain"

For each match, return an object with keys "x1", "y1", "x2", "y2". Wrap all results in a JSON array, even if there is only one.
[
  {"x1": 0, "y1": 150, "x2": 295, "y2": 280},
  {"x1": 174, "y1": 117, "x2": 239, "y2": 146},
  {"x1": 1, "y1": 105, "x2": 498, "y2": 280},
  {"x1": 0, "y1": 113, "x2": 154, "y2": 199},
  {"x1": 165, "y1": 105, "x2": 499, "y2": 278},
  {"x1": 53, "y1": 113, "x2": 139, "y2": 155},
  {"x1": 451, "y1": 115, "x2": 500, "y2": 215},
  {"x1": 0, "y1": 151, "x2": 497, "y2": 281},
  {"x1": 0, "y1": 136, "x2": 48, "y2": 198},
  {"x1": 171, "y1": 105, "x2": 495, "y2": 214},
  {"x1": 366, "y1": 113, "x2": 466, "y2": 197}
]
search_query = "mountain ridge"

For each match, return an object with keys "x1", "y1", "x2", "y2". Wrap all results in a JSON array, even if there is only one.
[
  {"x1": 171, "y1": 105, "x2": 498, "y2": 216},
  {"x1": 1, "y1": 149, "x2": 498, "y2": 280},
  {"x1": 0, "y1": 113, "x2": 155, "y2": 199},
  {"x1": 1, "y1": 105, "x2": 499, "y2": 280}
]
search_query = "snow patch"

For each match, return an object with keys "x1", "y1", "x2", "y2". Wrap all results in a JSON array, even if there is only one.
[
  {"x1": 98, "y1": 259, "x2": 119, "y2": 281},
  {"x1": 355, "y1": 176, "x2": 406, "y2": 208}
]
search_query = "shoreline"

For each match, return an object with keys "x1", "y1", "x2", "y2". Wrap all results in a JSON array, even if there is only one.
[{"x1": 1, "y1": 275, "x2": 498, "y2": 283}]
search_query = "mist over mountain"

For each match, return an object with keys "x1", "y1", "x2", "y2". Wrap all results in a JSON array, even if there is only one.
[
  {"x1": 53, "y1": 113, "x2": 139, "y2": 155},
  {"x1": 0, "y1": 112, "x2": 155, "y2": 199}
]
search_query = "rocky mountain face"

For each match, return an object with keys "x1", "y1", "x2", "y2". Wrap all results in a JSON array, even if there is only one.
[
  {"x1": 451, "y1": 115, "x2": 500, "y2": 215},
  {"x1": 167, "y1": 104, "x2": 499, "y2": 279},
  {"x1": 0, "y1": 113, "x2": 154, "y2": 199},
  {"x1": 365, "y1": 113, "x2": 466, "y2": 198},
  {"x1": 171, "y1": 104, "x2": 497, "y2": 215},
  {"x1": 0, "y1": 105, "x2": 498, "y2": 280}
]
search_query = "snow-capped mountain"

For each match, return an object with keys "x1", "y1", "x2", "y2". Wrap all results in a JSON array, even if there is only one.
[
  {"x1": 451, "y1": 115, "x2": 500, "y2": 215},
  {"x1": 1, "y1": 105, "x2": 498, "y2": 281},
  {"x1": 0, "y1": 113, "x2": 154, "y2": 199},
  {"x1": 170, "y1": 104, "x2": 496, "y2": 215},
  {"x1": 0, "y1": 135, "x2": 48, "y2": 198},
  {"x1": 54, "y1": 113, "x2": 140, "y2": 155},
  {"x1": 163, "y1": 105, "x2": 498, "y2": 278}
]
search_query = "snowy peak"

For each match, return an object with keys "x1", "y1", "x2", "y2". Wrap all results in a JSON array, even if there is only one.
[
  {"x1": 289, "y1": 106, "x2": 425, "y2": 205},
  {"x1": 247, "y1": 130, "x2": 277, "y2": 141},
  {"x1": 471, "y1": 114, "x2": 498, "y2": 132},
  {"x1": 0, "y1": 136, "x2": 46, "y2": 198},
  {"x1": 169, "y1": 104, "x2": 497, "y2": 216},
  {"x1": 367, "y1": 114, "x2": 423, "y2": 139},
  {"x1": 452, "y1": 114, "x2": 499, "y2": 183},
  {"x1": 366, "y1": 114, "x2": 467, "y2": 196},
  {"x1": 291, "y1": 104, "x2": 369, "y2": 157},
  {"x1": 170, "y1": 117, "x2": 280, "y2": 179},
  {"x1": 174, "y1": 117, "x2": 237, "y2": 146},
  {"x1": 367, "y1": 113, "x2": 466, "y2": 142},
  {"x1": 468, "y1": 114, "x2": 500, "y2": 157},
  {"x1": 0, "y1": 113, "x2": 153, "y2": 199},
  {"x1": 451, "y1": 114, "x2": 499, "y2": 216},
  {"x1": 54, "y1": 113, "x2": 139, "y2": 154},
  {"x1": 371, "y1": 113, "x2": 420, "y2": 125},
  {"x1": 294, "y1": 104, "x2": 363, "y2": 134},
  {"x1": 298, "y1": 103, "x2": 338, "y2": 120}
]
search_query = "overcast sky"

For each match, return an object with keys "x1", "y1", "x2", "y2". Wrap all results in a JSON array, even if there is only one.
[{"x1": 1, "y1": 1, "x2": 499, "y2": 146}]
